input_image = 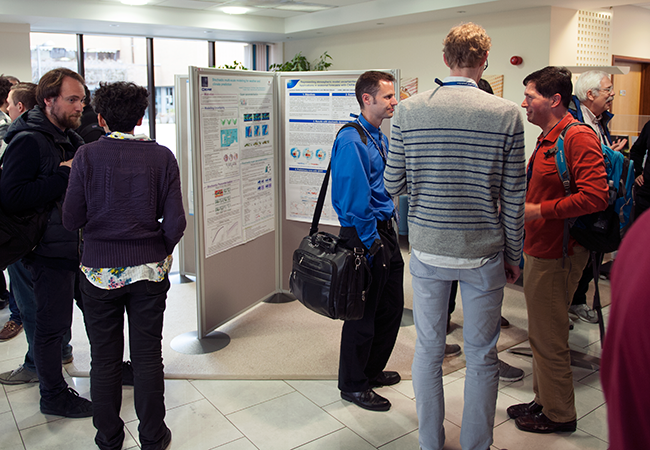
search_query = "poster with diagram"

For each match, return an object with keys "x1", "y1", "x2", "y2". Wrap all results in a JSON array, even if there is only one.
[
  {"x1": 197, "y1": 73, "x2": 275, "y2": 257},
  {"x1": 284, "y1": 77, "x2": 360, "y2": 225}
]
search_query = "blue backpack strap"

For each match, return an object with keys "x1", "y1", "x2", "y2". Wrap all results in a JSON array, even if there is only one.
[{"x1": 551, "y1": 122, "x2": 593, "y2": 263}]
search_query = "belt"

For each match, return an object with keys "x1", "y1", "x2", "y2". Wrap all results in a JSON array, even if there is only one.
[{"x1": 376, "y1": 219, "x2": 394, "y2": 231}]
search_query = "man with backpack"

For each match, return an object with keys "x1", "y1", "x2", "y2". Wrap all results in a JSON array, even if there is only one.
[
  {"x1": 568, "y1": 70, "x2": 628, "y2": 324},
  {"x1": 507, "y1": 66, "x2": 608, "y2": 434}
]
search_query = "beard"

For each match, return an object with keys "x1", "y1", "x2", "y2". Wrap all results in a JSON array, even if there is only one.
[{"x1": 49, "y1": 103, "x2": 82, "y2": 130}]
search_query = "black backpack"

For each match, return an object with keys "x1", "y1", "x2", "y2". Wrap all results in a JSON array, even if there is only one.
[{"x1": 0, "y1": 148, "x2": 54, "y2": 270}]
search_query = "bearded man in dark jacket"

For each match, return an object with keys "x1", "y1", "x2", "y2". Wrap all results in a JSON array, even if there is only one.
[{"x1": 0, "y1": 67, "x2": 91, "y2": 418}]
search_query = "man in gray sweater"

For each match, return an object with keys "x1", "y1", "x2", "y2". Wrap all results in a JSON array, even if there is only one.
[{"x1": 384, "y1": 22, "x2": 526, "y2": 450}]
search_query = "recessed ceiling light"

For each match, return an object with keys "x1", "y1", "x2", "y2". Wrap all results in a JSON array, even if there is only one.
[
  {"x1": 121, "y1": 0, "x2": 149, "y2": 5},
  {"x1": 221, "y1": 6, "x2": 250, "y2": 15}
]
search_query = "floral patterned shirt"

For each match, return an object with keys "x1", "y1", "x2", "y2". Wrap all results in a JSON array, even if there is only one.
[{"x1": 80, "y1": 131, "x2": 172, "y2": 290}]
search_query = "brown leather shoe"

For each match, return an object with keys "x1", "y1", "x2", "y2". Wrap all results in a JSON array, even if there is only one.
[
  {"x1": 507, "y1": 400, "x2": 543, "y2": 419},
  {"x1": 515, "y1": 411, "x2": 576, "y2": 433},
  {"x1": 0, "y1": 320, "x2": 23, "y2": 341},
  {"x1": 341, "y1": 389, "x2": 391, "y2": 411}
]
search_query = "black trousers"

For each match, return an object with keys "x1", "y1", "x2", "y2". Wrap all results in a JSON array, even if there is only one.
[
  {"x1": 338, "y1": 221, "x2": 404, "y2": 392},
  {"x1": 81, "y1": 275, "x2": 170, "y2": 450},
  {"x1": 572, "y1": 252, "x2": 603, "y2": 306},
  {"x1": 27, "y1": 262, "x2": 76, "y2": 400}
]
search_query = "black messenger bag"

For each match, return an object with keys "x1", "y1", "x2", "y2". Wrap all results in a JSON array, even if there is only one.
[{"x1": 289, "y1": 123, "x2": 372, "y2": 320}]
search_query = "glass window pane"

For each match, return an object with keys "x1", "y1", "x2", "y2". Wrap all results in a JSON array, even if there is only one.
[
  {"x1": 214, "y1": 41, "x2": 248, "y2": 68},
  {"x1": 83, "y1": 35, "x2": 149, "y2": 136},
  {"x1": 151, "y1": 38, "x2": 210, "y2": 155},
  {"x1": 31, "y1": 33, "x2": 78, "y2": 82}
]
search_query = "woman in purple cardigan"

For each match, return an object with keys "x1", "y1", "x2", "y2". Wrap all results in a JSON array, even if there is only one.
[{"x1": 63, "y1": 81, "x2": 185, "y2": 450}]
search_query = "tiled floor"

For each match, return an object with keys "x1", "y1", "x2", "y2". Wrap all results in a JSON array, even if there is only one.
[{"x1": 0, "y1": 288, "x2": 609, "y2": 450}]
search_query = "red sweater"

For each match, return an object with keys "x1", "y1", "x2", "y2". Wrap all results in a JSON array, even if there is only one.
[
  {"x1": 601, "y1": 210, "x2": 650, "y2": 449},
  {"x1": 524, "y1": 113, "x2": 608, "y2": 259}
]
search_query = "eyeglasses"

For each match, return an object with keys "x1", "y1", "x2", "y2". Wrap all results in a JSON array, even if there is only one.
[
  {"x1": 484, "y1": 58, "x2": 489, "y2": 71},
  {"x1": 598, "y1": 86, "x2": 614, "y2": 94}
]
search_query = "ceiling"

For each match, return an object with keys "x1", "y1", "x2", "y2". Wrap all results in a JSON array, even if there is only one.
[{"x1": 1, "y1": 0, "x2": 649, "y2": 42}]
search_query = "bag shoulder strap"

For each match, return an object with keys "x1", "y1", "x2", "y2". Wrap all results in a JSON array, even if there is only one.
[
  {"x1": 551, "y1": 121, "x2": 593, "y2": 262},
  {"x1": 309, "y1": 122, "x2": 368, "y2": 236}
]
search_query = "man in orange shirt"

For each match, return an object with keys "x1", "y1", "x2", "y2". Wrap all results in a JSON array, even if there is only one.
[{"x1": 507, "y1": 66, "x2": 608, "y2": 433}]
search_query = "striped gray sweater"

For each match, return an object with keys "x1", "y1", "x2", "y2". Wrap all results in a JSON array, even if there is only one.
[{"x1": 384, "y1": 84, "x2": 526, "y2": 266}]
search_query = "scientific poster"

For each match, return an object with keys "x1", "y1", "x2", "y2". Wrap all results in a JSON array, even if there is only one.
[
  {"x1": 198, "y1": 74, "x2": 275, "y2": 257},
  {"x1": 284, "y1": 77, "x2": 359, "y2": 225}
]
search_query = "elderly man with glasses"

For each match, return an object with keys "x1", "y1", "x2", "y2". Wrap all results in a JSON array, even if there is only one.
[{"x1": 567, "y1": 70, "x2": 627, "y2": 325}]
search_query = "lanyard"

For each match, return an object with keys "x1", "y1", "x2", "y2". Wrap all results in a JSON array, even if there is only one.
[
  {"x1": 355, "y1": 116, "x2": 387, "y2": 162},
  {"x1": 434, "y1": 78, "x2": 477, "y2": 88}
]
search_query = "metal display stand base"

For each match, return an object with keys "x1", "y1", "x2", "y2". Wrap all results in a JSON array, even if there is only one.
[
  {"x1": 170, "y1": 331, "x2": 230, "y2": 355},
  {"x1": 507, "y1": 346, "x2": 601, "y2": 371},
  {"x1": 169, "y1": 273, "x2": 195, "y2": 284},
  {"x1": 264, "y1": 292, "x2": 296, "y2": 304}
]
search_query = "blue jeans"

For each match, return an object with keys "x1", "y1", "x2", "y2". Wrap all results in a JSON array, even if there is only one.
[
  {"x1": 410, "y1": 252, "x2": 505, "y2": 450},
  {"x1": 81, "y1": 275, "x2": 170, "y2": 450},
  {"x1": 7, "y1": 261, "x2": 73, "y2": 373}
]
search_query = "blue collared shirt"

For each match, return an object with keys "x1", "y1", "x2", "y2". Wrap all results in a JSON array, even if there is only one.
[{"x1": 331, "y1": 114, "x2": 394, "y2": 250}]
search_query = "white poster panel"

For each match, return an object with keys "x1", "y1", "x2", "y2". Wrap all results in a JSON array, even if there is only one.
[
  {"x1": 284, "y1": 77, "x2": 359, "y2": 225},
  {"x1": 198, "y1": 73, "x2": 275, "y2": 257}
]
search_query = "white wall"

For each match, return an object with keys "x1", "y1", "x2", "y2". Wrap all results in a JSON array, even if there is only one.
[
  {"x1": 0, "y1": 23, "x2": 32, "y2": 82},
  {"x1": 611, "y1": 5, "x2": 650, "y2": 60},
  {"x1": 549, "y1": 7, "x2": 578, "y2": 66},
  {"x1": 283, "y1": 7, "x2": 554, "y2": 157}
]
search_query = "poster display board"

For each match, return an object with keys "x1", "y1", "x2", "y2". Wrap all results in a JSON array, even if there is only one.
[
  {"x1": 284, "y1": 77, "x2": 359, "y2": 225},
  {"x1": 196, "y1": 72, "x2": 276, "y2": 257},
  {"x1": 188, "y1": 68, "x2": 397, "y2": 338},
  {"x1": 278, "y1": 70, "x2": 399, "y2": 292},
  {"x1": 173, "y1": 75, "x2": 196, "y2": 277}
]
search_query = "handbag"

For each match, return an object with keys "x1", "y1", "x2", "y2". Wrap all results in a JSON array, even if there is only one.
[{"x1": 289, "y1": 146, "x2": 372, "y2": 321}]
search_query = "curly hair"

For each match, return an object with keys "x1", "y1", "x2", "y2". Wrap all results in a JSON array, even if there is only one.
[
  {"x1": 92, "y1": 82, "x2": 149, "y2": 133},
  {"x1": 0, "y1": 75, "x2": 13, "y2": 105},
  {"x1": 35, "y1": 68, "x2": 85, "y2": 108},
  {"x1": 443, "y1": 22, "x2": 491, "y2": 69},
  {"x1": 523, "y1": 66, "x2": 573, "y2": 109}
]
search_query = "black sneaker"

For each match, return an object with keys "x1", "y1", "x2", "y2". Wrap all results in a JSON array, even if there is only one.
[{"x1": 40, "y1": 387, "x2": 92, "y2": 418}]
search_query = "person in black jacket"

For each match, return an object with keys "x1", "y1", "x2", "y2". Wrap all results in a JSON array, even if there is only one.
[
  {"x1": 631, "y1": 120, "x2": 650, "y2": 220},
  {"x1": 75, "y1": 85, "x2": 104, "y2": 144},
  {"x1": 0, "y1": 67, "x2": 91, "y2": 418}
]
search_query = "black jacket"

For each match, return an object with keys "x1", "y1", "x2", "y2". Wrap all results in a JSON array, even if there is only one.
[
  {"x1": 75, "y1": 104, "x2": 104, "y2": 144},
  {"x1": 0, "y1": 106, "x2": 83, "y2": 268},
  {"x1": 631, "y1": 120, "x2": 650, "y2": 198}
]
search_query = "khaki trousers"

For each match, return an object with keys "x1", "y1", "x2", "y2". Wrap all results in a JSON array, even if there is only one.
[{"x1": 523, "y1": 245, "x2": 589, "y2": 422}]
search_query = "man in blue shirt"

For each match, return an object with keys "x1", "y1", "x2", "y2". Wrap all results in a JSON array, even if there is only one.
[{"x1": 331, "y1": 71, "x2": 404, "y2": 412}]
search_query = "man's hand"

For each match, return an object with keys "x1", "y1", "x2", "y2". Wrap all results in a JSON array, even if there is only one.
[
  {"x1": 504, "y1": 261, "x2": 520, "y2": 284},
  {"x1": 610, "y1": 138, "x2": 628, "y2": 152},
  {"x1": 525, "y1": 202, "x2": 542, "y2": 221},
  {"x1": 59, "y1": 159, "x2": 73, "y2": 168},
  {"x1": 636, "y1": 174, "x2": 644, "y2": 187}
]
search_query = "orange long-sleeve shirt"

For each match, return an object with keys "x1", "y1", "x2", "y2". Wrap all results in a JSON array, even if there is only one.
[{"x1": 524, "y1": 113, "x2": 608, "y2": 259}]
